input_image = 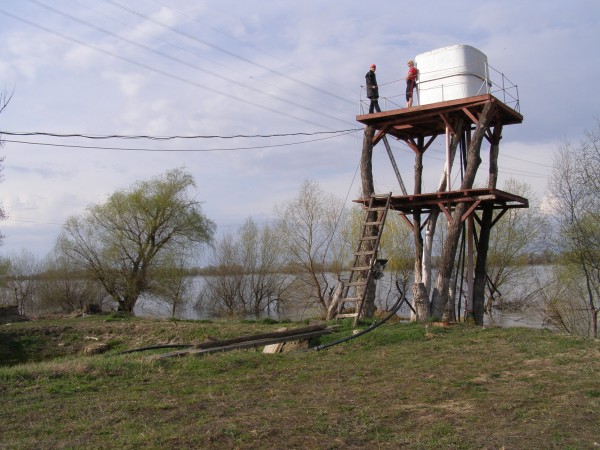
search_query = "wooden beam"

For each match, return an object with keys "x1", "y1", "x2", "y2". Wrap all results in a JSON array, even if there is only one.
[
  {"x1": 372, "y1": 127, "x2": 388, "y2": 145},
  {"x1": 490, "y1": 207, "x2": 509, "y2": 228},
  {"x1": 439, "y1": 113, "x2": 456, "y2": 135},
  {"x1": 472, "y1": 211, "x2": 482, "y2": 227},
  {"x1": 399, "y1": 213, "x2": 414, "y2": 231},
  {"x1": 422, "y1": 134, "x2": 439, "y2": 152},
  {"x1": 404, "y1": 137, "x2": 421, "y2": 154},
  {"x1": 461, "y1": 200, "x2": 482, "y2": 222},
  {"x1": 437, "y1": 202, "x2": 453, "y2": 221},
  {"x1": 462, "y1": 107, "x2": 479, "y2": 126}
]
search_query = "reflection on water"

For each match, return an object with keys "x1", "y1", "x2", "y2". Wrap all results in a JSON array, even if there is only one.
[
  {"x1": 134, "y1": 294, "x2": 322, "y2": 322},
  {"x1": 485, "y1": 308, "x2": 553, "y2": 330},
  {"x1": 133, "y1": 275, "x2": 555, "y2": 330}
]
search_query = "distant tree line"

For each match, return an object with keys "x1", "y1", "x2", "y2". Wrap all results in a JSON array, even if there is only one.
[{"x1": 0, "y1": 173, "x2": 544, "y2": 322}]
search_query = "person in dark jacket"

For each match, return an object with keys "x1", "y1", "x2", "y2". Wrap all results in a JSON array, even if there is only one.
[{"x1": 365, "y1": 63, "x2": 381, "y2": 114}]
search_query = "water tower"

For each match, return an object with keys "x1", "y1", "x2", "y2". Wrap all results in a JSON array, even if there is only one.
[{"x1": 341, "y1": 44, "x2": 525, "y2": 325}]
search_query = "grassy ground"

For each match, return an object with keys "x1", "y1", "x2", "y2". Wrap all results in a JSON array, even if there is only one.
[{"x1": 1, "y1": 314, "x2": 599, "y2": 449}]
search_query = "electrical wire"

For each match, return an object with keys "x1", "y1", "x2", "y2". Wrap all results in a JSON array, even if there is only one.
[
  {"x1": 0, "y1": 9, "x2": 336, "y2": 130},
  {"x1": 101, "y1": 0, "x2": 355, "y2": 106},
  {"x1": 148, "y1": 0, "x2": 357, "y2": 96},
  {"x1": 0, "y1": 128, "x2": 361, "y2": 141},
  {"x1": 1, "y1": 129, "x2": 359, "y2": 152},
  {"x1": 65, "y1": 0, "x2": 348, "y2": 117},
  {"x1": 22, "y1": 0, "x2": 355, "y2": 128},
  {"x1": 6, "y1": 216, "x2": 64, "y2": 225}
]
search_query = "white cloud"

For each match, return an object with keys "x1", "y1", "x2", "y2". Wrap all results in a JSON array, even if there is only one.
[
  {"x1": 0, "y1": 0, "x2": 599, "y2": 259},
  {"x1": 102, "y1": 70, "x2": 146, "y2": 97},
  {"x1": 64, "y1": 45, "x2": 97, "y2": 68}
]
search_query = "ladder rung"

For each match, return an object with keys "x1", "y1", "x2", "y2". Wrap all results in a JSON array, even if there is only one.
[
  {"x1": 336, "y1": 313, "x2": 359, "y2": 318},
  {"x1": 365, "y1": 221, "x2": 383, "y2": 226},
  {"x1": 367, "y1": 207, "x2": 387, "y2": 212},
  {"x1": 359, "y1": 236, "x2": 378, "y2": 241},
  {"x1": 342, "y1": 297, "x2": 361, "y2": 302},
  {"x1": 351, "y1": 266, "x2": 371, "y2": 271}
]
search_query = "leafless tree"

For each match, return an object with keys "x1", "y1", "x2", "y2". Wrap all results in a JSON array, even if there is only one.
[
  {"x1": 0, "y1": 87, "x2": 13, "y2": 244},
  {"x1": 0, "y1": 87, "x2": 13, "y2": 116},
  {"x1": 484, "y1": 179, "x2": 549, "y2": 319},
  {"x1": 201, "y1": 218, "x2": 289, "y2": 318},
  {"x1": 376, "y1": 210, "x2": 414, "y2": 311},
  {"x1": 545, "y1": 122, "x2": 600, "y2": 337},
  {"x1": 4, "y1": 249, "x2": 39, "y2": 316},
  {"x1": 277, "y1": 180, "x2": 350, "y2": 314},
  {"x1": 201, "y1": 234, "x2": 246, "y2": 316},
  {"x1": 37, "y1": 250, "x2": 108, "y2": 313},
  {"x1": 238, "y1": 218, "x2": 289, "y2": 318},
  {"x1": 149, "y1": 252, "x2": 194, "y2": 318}
]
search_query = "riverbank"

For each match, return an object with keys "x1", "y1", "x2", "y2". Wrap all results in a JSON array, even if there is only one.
[{"x1": 1, "y1": 315, "x2": 598, "y2": 449}]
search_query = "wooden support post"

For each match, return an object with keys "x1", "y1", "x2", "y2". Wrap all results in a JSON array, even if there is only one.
[
  {"x1": 466, "y1": 215, "x2": 474, "y2": 321},
  {"x1": 445, "y1": 125, "x2": 451, "y2": 191}
]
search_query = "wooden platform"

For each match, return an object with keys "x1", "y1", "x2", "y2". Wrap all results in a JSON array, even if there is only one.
[
  {"x1": 354, "y1": 188, "x2": 528, "y2": 223},
  {"x1": 356, "y1": 94, "x2": 523, "y2": 145}
]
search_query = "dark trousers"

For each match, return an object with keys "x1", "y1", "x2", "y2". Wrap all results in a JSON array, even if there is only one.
[{"x1": 369, "y1": 98, "x2": 381, "y2": 114}]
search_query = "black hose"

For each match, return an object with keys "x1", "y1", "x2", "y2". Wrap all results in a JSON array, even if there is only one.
[
  {"x1": 119, "y1": 294, "x2": 408, "y2": 355},
  {"x1": 313, "y1": 293, "x2": 407, "y2": 351},
  {"x1": 117, "y1": 344, "x2": 194, "y2": 355}
]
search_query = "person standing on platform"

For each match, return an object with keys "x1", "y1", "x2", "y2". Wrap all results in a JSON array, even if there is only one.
[
  {"x1": 365, "y1": 63, "x2": 381, "y2": 114},
  {"x1": 405, "y1": 59, "x2": 418, "y2": 107}
]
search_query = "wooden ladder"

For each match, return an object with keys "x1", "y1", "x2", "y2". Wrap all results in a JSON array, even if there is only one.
[{"x1": 336, "y1": 193, "x2": 392, "y2": 325}]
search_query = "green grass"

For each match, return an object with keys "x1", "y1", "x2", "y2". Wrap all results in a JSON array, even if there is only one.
[{"x1": 1, "y1": 317, "x2": 599, "y2": 449}]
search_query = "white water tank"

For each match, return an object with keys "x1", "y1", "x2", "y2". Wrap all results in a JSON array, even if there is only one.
[{"x1": 415, "y1": 44, "x2": 490, "y2": 105}]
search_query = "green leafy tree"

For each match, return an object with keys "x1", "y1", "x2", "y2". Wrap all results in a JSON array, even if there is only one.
[{"x1": 58, "y1": 169, "x2": 215, "y2": 314}]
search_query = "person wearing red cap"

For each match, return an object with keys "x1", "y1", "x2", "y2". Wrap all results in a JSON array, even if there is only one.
[
  {"x1": 405, "y1": 60, "x2": 418, "y2": 107},
  {"x1": 365, "y1": 63, "x2": 381, "y2": 114}
]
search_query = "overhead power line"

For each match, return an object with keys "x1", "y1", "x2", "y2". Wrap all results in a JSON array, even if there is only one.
[
  {"x1": 0, "y1": 8, "x2": 339, "y2": 130},
  {"x1": 0, "y1": 129, "x2": 361, "y2": 141},
  {"x1": 22, "y1": 0, "x2": 354, "y2": 129},
  {"x1": 102, "y1": 0, "x2": 355, "y2": 106},
  {"x1": 148, "y1": 0, "x2": 357, "y2": 96},
  {"x1": 1, "y1": 129, "x2": 360, "y2": 152},
  {"x1": 65, "y1": 0, "x2": 348, "y2": 116}
]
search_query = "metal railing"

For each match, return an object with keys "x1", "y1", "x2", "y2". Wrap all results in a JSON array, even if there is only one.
[{"x1": 360, "y1": 60, "x2": 520, "y2": 114}]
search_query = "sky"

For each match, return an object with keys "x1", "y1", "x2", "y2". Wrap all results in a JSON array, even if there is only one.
[{"x1": 0, "y1": 0, "x2": 599, "y2": 260}]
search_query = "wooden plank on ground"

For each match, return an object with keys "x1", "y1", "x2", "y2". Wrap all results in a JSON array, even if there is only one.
[{"x1": 150, "y1": 326, "x2": 338, "y2": 359}]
